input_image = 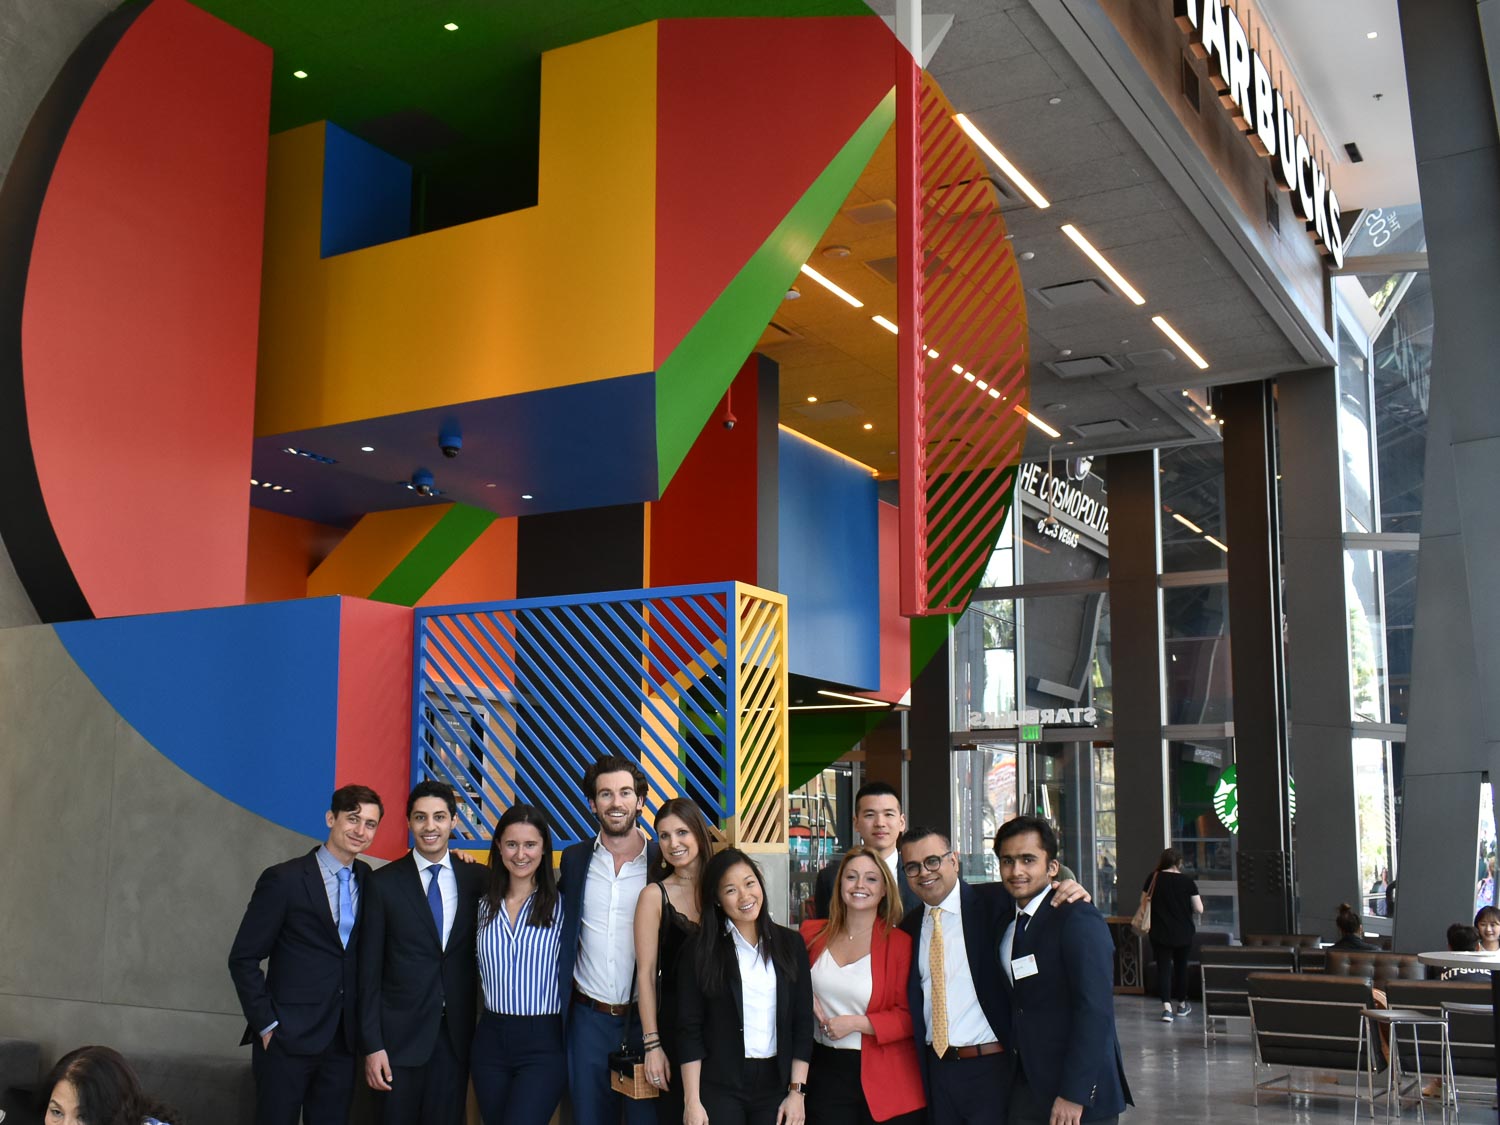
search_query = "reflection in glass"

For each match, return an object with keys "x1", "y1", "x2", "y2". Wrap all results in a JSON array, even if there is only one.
[
  {"x1": 1160, "y1": 444, "x2": 1228, "y2": 572},
  {"x1": 1168, "y1": 739, "x2": 1235, "y2": 881},
  {"x1": 1345, "y1": 550, "x2": 1389, "y2": 723},
  {"x1": 1382, "y1": 553, "x2": 1416, "y2": 725},
  {"x1": 1352, "y1": 739, "x2": 1396, "y2": 919},
  {"x1": 1164, "y1": 585, "x2": 1233, "y2": 724},
  {"x1": 1339, "y1": 321, "x2": 1376, "y2": 533},
  {"x1": 1371, "y1": 272, "x2": 1431, "y2": 533},
  {"x1": 952, "y1": 743, "x2": 1016, "y2": 884}
]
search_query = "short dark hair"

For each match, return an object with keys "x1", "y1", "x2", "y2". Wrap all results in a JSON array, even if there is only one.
[
  {"x1": 1336, "y1": 902, "x2": 1363, "y2": 936},
  {"x1": 1449, "y1": 923, "x2": 1481, "y2": 952},
  {"x1": 331, "y1": 784, "x2": 383, "y2": 819},
  {"x1": 42, "y1": 1046, "x2": 177, "y2": 1125},
  {"x1": 582, "y1": 755, "x2": 648, "y2": 802},
  {"x1": 993, "y1": 815, "x2": 1058, "y2": 862},
  {"x1": 854, "y1": 780, "x2": 901, "y2": 813},
  {"x1": 898, "y1": 825, "x2": 951, "y2": 853},
  {"x1": 407, "y1": 779, "x2": 457, "y2": 818}
]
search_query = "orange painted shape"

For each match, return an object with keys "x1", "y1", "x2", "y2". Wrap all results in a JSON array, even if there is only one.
[
  {"x1": 246, "y1": 507, "x2": 346, "y2": 603},
  {"x1": 868, "y1": 501, "x2": 911, "y2": 704},
  {"x1": 308, "y1": 505, "x2": 452, "y2": 599},
  {"x1": 416, "y1": 518, "x2": 519, "y2": 607}
]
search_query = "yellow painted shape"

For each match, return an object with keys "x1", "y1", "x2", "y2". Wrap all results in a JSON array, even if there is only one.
[
  {"x1": 256, "y1": 24, "x2": 659, "y2": 435},
  {"x1": 306, "y1": 504, "x2": 452, "y2": 598}
]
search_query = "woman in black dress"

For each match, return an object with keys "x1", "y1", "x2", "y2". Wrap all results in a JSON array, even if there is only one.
[
  {"x1": 1140, "y1": 848, "x2": 1203, "y2": 1022},
  {"x1": 633, "y1": 797, "x2": 711, "y2": 1123},
  {"x1": 1330, "y1": 902, "x2": 1381, "y2": 950}
]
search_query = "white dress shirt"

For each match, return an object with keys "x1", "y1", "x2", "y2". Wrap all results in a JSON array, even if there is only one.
[
  {"x1": 315, "y1": 844, "x2": 359, "y2": 929},
  {"x1": 811, "y1": 948, "x2": 871, "y2": 1050},
  {"x1": 573, "y1": 831, "x2": 650, "y2": 1004},
  {"x1": 421, "y1": 850, "x2": 458, "y2": 950},
  {"x1": 1000, "y1": 886, "x2": 1051, "y2": 980},
  {"x1": 917, "y1": 882, "x2": 999, "y2": 1047},
  {"x1": 729, "y1": 922, "x2": 779, "y2": 1058},
  {"x1": 883, "y1": 849, "x2": 902, "y2": 887}
]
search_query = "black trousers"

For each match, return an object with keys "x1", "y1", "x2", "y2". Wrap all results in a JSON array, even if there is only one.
[
  {"x1": 251, "y1": 1019, "x2": 356, "y2": 1125},
  {"x1": 701, "y1": 1057, "x2": 784, "y2": 1125},
  {"x1": 378, "y1": 1015, "x2": 468, "y2": 1125},
  {"x1": 928, "y1": 1050, "x2": 1006, "y2": 1124},
  {"x1": 806, "y1": 1043, "x2": 923, "y2": 1125},
  {"x1": 1151, "y1": 940, "x2": 1191, "y2": 1004},
  {"x1": 471, "y1": 1011, "x2": 566, "y2": 1125},
  {"x1": 1006, "y1": 1063, "x2": 1117, "y2": 1125}
]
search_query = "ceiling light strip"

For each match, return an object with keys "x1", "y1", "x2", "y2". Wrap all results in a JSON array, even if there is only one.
[
  {"x1": 1015, "y1": 405, "x2": 1062, "y2": 439},
  {"x1": 776, "y1": 424, "x2": 879, "y2": 477},
  {"x1": 872, "y1": 315, "x2": 899, "y2": 335},
  {"x1": 1151, "y1": 315, "x2": 1210, "y2": 370},
  {"x1": 816, "y1": 688, "x2": 888, "y2": 708},
  {"x1": 1204, "y1": 534, "x2": 1229, "y2": 552},
  {"x1": 1059, "y1": 224, "x2": 1146, "y2": 305},
  {"x1": 798, "y1": 264, "x2": 864, "y2": 308},
  {"x1": 1172, "y1": 512, "x2": 1205, "y2": 534},
  {"x1": 952, "y1": 113, "x2": 1051, "y2": 209}
]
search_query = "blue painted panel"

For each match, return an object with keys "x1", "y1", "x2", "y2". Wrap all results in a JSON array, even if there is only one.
[
  {"x1": 321, "y1": 123, "x2": 411, "y2": 258},
  {"x1": 777, "y1": 430, "x2": 879, "y2": 689},
  {"x1": 56, "y1": 598, "x2": 343, "y2": 836}
]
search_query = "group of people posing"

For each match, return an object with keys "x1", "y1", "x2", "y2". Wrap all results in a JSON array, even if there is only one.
[{"x1": 228, "y1": 759, "x2": 1132, "y2": 1125}]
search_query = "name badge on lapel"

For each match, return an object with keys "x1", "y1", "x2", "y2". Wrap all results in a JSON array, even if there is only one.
[{"x1": 1012, "y1": 954, "x2": 1039, "y2": 980}]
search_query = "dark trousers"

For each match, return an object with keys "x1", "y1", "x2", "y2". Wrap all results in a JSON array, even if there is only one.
[
  {"x1": 378, "y1": 1015, "x2": 468, "y2": 1125},
  {"x1": 472, "y1": 1011, "x2": 566, "y2": 1125},
  {"x1": 701, "y1": 1057, "x2": 784, "y2": 1125},
  {"x1": 1007, "y1": 1064, "x2": 1117, "y2": 1125},
  {"x1": 251, "y1": 1021, "x2": 355, "y2": 1125},
  {"x1": 1151, "y1": 941, "x2": 1191, "y2": 1004},
  {"x1": 806, "y1": 1043, "x2": 923, "y2": 1125},
  {"x1": 565, "y1": 1001, "x2": 656, "y2": 1125},
  {"x1": 929, "y1": 1050, "x2": 1007, "y2": 1124}
]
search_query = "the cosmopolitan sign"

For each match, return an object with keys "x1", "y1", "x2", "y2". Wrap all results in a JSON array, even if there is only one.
[{"x1": 1174, "y1": 0, "x2": 1344, "y2": 269}]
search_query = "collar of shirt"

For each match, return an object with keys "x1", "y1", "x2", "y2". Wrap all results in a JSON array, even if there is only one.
[
  {"x1": 419, "y1": 849, "x2": 453, "y2": 872},
  {"x1": 591, "y1": 828, "x2": 649, "y2": 865},
  {"x1": 882, "y1": 850, "x2": 900, "y2": 880},
  {"x1": 1016, "y1": 885, "x2": 1052, "y2": 920},
  {"x1": 726, "y1": 918, "x2": 763, "y2": 957},
  {"x1": 316, "y1": 844, "x2": 352, "y2": 879},
  {"x1": 934, "y1": 879, "x2": 963, "y2": 917}
]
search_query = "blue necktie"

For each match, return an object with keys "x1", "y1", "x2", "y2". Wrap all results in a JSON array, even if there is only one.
[
  {"x1": 427, "y1": 864, "x2": 444, "y2": 943},
  {"x1": 336, "y1": 867, "x2": 355, "y2": 948},
  {"x1": 1014, "y1": 911, "x2": 1031, "y2": 955}
]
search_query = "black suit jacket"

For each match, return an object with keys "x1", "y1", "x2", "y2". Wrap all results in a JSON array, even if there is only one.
[
  {"x1": 557, "y1": 834, "x2": 660, "y2": 1016},
  {"x1": 900, "y1": 880, "x2": 1014, "y2": 1097},
  {"x1": 676, "y1": 925, "x2": 815, "y2": 1088},
  {"x1": 812, "y1": 856, "x2": 921, "y2": 920},
  {"x1": 357, "y1": 852, "x2": 484, "y2": 1067},
  {"x1": 1000, "y1": 896, "x2": 1131, "y2": 1118},
  {"x1": 228, "y1": 849, "x2": 370, "y2": 1055}
]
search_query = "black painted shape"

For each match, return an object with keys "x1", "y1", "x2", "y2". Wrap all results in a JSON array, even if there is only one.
[
  {"x1": 0, "y1": 1, "x2": 149, "y2": 623},
  {"x1": 515, "y1": 503, "x2": 645, "y2": 599}
]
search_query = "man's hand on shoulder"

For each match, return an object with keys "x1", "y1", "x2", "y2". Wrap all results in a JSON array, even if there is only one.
[
  {"x1": 1049, "y1": 1095, "x2": 1084, "y2": 1125},
  {"x1": 1049, "y1": 878, "x2": 1092, "y2": 905}
]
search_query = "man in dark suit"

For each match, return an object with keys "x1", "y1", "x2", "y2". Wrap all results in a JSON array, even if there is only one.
[
  {"x1": 811, "y1": 780, "x2": 921, "y2": 919},
  {"x1": 995, "y1": 815, "x2": 1130, "y2": 1125},
  {"x1": 558, "y1": 755, "x2": 659, "y2": 1125},
  {"x1": 228, "y1": 783, "x2": 385, "y2": 1125},
  {"x1": 359, "y1": 780, "x2": 485, "y2": 1125}
]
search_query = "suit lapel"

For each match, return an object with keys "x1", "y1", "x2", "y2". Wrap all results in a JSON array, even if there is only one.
[
  {"x1": 402, "y1": 853, "x2": 444, "y2": 949},
  {"x1": 302, "y1": 850, "x2": 342, "y2": 946}
]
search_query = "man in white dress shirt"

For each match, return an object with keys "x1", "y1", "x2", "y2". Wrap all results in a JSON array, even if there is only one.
[{"x1": 812, "y1": 781, "x2": 922, "y2": 919}]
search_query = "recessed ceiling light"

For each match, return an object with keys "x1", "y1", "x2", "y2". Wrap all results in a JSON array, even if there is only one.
[
  {"x1": 1059, "y1": 224, "x2": 1146, "y2": 305},
  {"x1": 952, "y1": 114, "x2": 1051, "y2": 209},
  {"x1": 260, "y1": 481, "x2": 272, "y2": 488},
  {"x1": 293, "y1": 70, "x2": 308, "y2": 79},
  {"x1": 444, "y1": 22, "x2": 460, "y2": 31},
  {"x1": 1048, "y1": 96, "x2": 1063, "y2": 105},
  {"x1": 360, "y1": 445, "x2": 374, "y2": 453},
  {"x1": 806, "y1": 395, "x2": 818, "y2": 403},
  {"x1": 799, "y1": 264, "x2": 864, "y2": 308},
  {"x1": 822, "y1": 245, "x2": 852, "y2": 259},
  {"x1": 784, "y1": 286, "x2": 801, "y2": 300},
  {"x1": 871, "y1": 315, "x2": 899, "y2": 335},
  {"x1": 926, "y1": 348, "x2": 940, "y2": 359},
  {"x1": 485, "y1": 483, "x2": 496, "y2": 488},
  {"x1": 521, "y1": 493, "x2": 534, "y2": 500},
  {"x1": 1366, "y1": 30, "x2": 1378, "y2": 39},
  {"x1": 863, "y1": 423, "x2": 874, "y2": 430},
  {"x1": 1152, "y1": 315, "x2": 1210, "y2": 369},
  {"x1": 1014, "y1": 405, "x2": 1062, "y2": 439},
  {"x1": 1020, "y1": 251, "x2": 1036, "y2": 261},
  {"x1": 249, "y1": 479, "x2": 259, "y2": 486}
]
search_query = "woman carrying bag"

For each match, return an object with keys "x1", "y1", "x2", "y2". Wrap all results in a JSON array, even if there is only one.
[{"x1": 1138, "y1": 848, "x2": 1202, "y2": 1023}]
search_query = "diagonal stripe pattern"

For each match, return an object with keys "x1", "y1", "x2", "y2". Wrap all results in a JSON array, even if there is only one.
[
  {"x1": 413, "y1": 582, "x2": 788, "y2": 848},
  {"x1": 897, "y1": 59, "x2": 1030, "y2": 616}
]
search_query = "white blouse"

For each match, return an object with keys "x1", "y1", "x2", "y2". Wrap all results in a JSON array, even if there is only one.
[
  {"x1": 729, "y1": 922, "x2": 779, "y2": 1058},
  {"x1": 811, "y1": 947, "x2": 872, "y2": 1050}
]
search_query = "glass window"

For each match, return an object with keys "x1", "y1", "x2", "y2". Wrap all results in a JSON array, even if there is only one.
[
  {"x1": 952, "y1": 742, "x2": 1016, "y2": 883},
  {"x1": 1015, "y1": 458, "x2": 1110, "y2": 585},
  {"x1": 977, "y1": 509, "x2": 1016, "y2": 589},
  {"x1": 1352, "y1": 738, "x2": 1397, "y2": 920},
  {"x1": 1345, "y1": 549, "x2": 1390, "y2": 724},
  {"x1": 1371, "y1": 272, "x2": 1432, "y2": 533},
  {"x1": 1381, "y1": 550, "x2": 1416, "y2": 727},
  {"x1": 1168, "y1": 738, "x2": 1234, "y2": 881},
  {"x1": 1339, "y1": 321, "x2": 1377, "y2": 533},
  {"x1": 1160, "y1": 444, "x2": 1228, "y2": 572},
  {"x1": 1023, "y1": 593, "x2": 1109, "y2": 726},
  {"x1": 1164, "y1": 585, "x2": 1233, "y2": 724},
  {"x1": 953, "y1": 598, "x2": 1017, "y2": 731},
  {"x1": 1094, "y1": 745, "x2": 1118, "y2": 915}
]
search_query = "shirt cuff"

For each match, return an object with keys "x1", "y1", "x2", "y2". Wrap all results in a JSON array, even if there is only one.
[{"x1": 259, "y1": 1020, "x2": 279, "y2": 1037}]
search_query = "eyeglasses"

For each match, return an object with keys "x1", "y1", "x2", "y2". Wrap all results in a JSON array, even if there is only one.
[{"x1": 901, "y1": 853, "x2": 951, "y2": 878}]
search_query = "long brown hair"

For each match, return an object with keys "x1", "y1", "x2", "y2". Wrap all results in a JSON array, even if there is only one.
[
  {"x1": 650, "y1": 797, "x2": 716, "y2": 889},
  {"x1": 814, "y1": 846, "x2": 905, "y2": 953}
]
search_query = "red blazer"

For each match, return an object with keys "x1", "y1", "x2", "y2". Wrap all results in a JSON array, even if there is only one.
[{"x1": 800, "y1": 918, "x2": 926, "y2": 1121}]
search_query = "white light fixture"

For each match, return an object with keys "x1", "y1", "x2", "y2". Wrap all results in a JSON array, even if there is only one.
[
  {"x1": 249, "y1": 479, "x2": 259, "y2": 486},
  {"x1": 1366, "y1": 30, "x2": 1378, "y2": 39},
  {"x1": 799, "y1": 264, "x2": 864, "y2": 308},
  {"x1": 293, "y1": 70, "x2": 308, "y2": 79},
  {"x1": 521, "y1": 493, "x2": 534, "y2": 500},
  {"x1": 1204, "y1": 534, "x2": 1229, "y2": 552},
  {"x1": 863, "y1": 422, "x2": 874, "y2": 431},
  {"x1": 952, "y1": 114, "x2": 1051, "y2": 209},
  {"x1": 360, "y1": 445, "x2": 375, "y2": 453},
  {"x1": 816, "y1": 688, "x2": 887, "y2": 708},
  {"x1": 1059, "y1": 224, "x2": 1146, "y2": 305},
  {"x1": 871, "y1": 315, "x2": 899, "y2": 335},
  {"x1": 444, "y1": 21, "x2": 459, "y2": 31},
  {"x1": 806, "y1": 395, "x2": 818, "y2": 403},
  {"x1": 1015, "y1": 405, "x2": 1062, "y2": 439},
  {"x1": 927, "y1": 348, "x2": 940, "y2": 359},
  {"x1": 1151, "y1": 315, "x2": 1210, "y2": 369},
  {"x1": 1172, "y1": 512, "x2": 1205, "y2": 534}
]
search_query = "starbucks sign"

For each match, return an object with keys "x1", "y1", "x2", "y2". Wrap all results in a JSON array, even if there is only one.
[{"x1": 1212, "y1": 764, "x2": 1297, "y2": 834}]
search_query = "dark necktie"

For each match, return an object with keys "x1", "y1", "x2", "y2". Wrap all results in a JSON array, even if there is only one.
[
  {"x1": 1013, "y1": 910, "x2": 1031, "y2": 956},
  {"x1": 427, "y1": 864, "x2": 444, "y2": 944}
]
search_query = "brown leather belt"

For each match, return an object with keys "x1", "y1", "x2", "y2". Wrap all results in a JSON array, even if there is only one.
[
  {"x1": 934, "y1": 1041, "x2": 1004, "y2": 1062},
  {"x1": 571, "y1": 986, "x2": 634, "y2": 1018}
]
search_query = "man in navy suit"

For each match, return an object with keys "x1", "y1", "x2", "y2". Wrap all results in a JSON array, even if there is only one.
[
  {"x1": 558, "y1": 755, "x2": 660, "y2": 1125},
  {"x1": 228, "y1": 783, "x2": 385, "y2": 1125},
  {"x1": 995, "y1": 815, "x2": 1131, "y2": 1125},
  {"x1": 359, "y1": 780, "x2": 485, "y2": 1125}
]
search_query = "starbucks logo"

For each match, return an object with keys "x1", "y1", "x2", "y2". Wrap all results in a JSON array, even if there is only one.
[{"x1": 1212, "y1": 765, "x2": 1296, "y2": 834}]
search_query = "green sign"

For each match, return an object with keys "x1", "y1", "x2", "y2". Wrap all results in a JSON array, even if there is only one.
[
  {"x1": 1020, "y1": 724, "x2": 1042, "y2": 742},
  {"x1": 1212, "y1": 764, "x2": 1297, "y2": 834}
]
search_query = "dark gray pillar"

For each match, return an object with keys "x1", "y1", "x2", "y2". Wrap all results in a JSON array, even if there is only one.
[
  {"x1": 1278, "y1": 369, "x2": 1359, "y2": 940},
  {"x1": 1220, "y1": 380, "x2": 1294, "y2": 934},
  {"x1": 1395, "y1": 0, "x2": 1500, "y2": 952},
  {"x1": 1106, "y1": 451, "x2": 1168, "y2": 907},
  {"x1": 906, "y1": 640, "x2": 952, "y2": 833}
]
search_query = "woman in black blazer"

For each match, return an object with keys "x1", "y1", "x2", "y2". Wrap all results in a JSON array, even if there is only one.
[{"x1": 678, "y1": 847, "x2": 814, "y2": 1125}]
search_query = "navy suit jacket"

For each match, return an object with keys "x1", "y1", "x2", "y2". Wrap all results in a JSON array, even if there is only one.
[
  {"x1": 558, "y1": 833, "x2": 661, "y2": 1023},
  {"x1": 357, "y1": 852, "x2": 485, "y2": 1067},
  {"x1": 1001, "y1": 895, "x2": 1131, "y2": 1118},
  {"x1": 900, "y1": 880, "x2": 1013, "y2": 1098},
  {"x1": 228, "y1": 849, "x2": 370, "y2": 1055}
]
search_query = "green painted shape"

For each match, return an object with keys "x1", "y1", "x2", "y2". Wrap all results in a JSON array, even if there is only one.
[
  {"x1": 789, "y1": 709, "x2": 885, "y2": 791},
  {"x1": 654, "y1": 89, "x2": 896, "y2": 489},
  {"x1": 367, "y1": 503, "x2": 497, "y2": 606}
]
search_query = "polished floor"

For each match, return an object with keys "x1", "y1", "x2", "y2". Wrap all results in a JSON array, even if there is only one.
[{"x1": 1114, "y1": 994, "x2": 1497, "y2": 1123}]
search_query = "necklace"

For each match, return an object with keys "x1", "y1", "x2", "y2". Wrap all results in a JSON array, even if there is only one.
[{"x1": 843, "y1": 925, "x2": 874, "y2": 942}]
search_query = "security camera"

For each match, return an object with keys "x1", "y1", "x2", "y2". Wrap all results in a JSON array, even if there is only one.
[
  {"x1": 438, "y1": 430, "x2": 463, "y2": 459},
  {"x1": 411, "y1": 469, "x2": 435, "y2": 496},
  {"x1": 723, "y1": 411, "x2": 737, "y2": 431}
]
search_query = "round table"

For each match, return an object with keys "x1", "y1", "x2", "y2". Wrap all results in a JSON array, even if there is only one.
[{"x1": 1417, "y1": 950, "x2": 1500, "y2": 1110}]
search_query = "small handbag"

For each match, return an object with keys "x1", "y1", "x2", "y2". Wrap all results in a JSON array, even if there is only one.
[
  {"x1": 1131, "y1": 871, "x2": 1158, "y2": 936},
  {"x1": 609, "y1": 1048, "x2": 659, "y2": 1100}
]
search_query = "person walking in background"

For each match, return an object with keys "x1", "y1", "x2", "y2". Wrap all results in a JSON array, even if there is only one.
[
  {"x1": 1330, "y1": 902, "x2": 1380, "y2": 951},
  {"x1": 1139, "y1": 849, "x2": 1202, "y2": 1023},
  {"x1": 470, "y1": 804, "x2": 569, "y2": 1125},
  {"x1": 812, "y1": 782, "x2": 920, "y2": 919},
  {"x1": 1476, "y1": 905, "x2": 1500, "y2": 952},
  {"x1": 633, "y1": 798, "x2": 711, "y2": 1124},
  {"x1": 228, "y1": 784, "x2": 384, "y2": 1125},
  {"x1": 42, "y1": 1046, "x2": 178, "y2": 1125},
  {"x1": 679, "y1": 848, "x2": 814, "y2": 1125},
  {"x1": 799, "y1": 846, "x2": 925, "y2": 1125},
  {"x1": 359, "y1": 781, "x2": 485, "y2": 1125}
]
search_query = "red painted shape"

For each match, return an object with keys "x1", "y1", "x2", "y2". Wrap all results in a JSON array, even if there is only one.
[
  {"x1": 415, "y1": 518, "x2": 519, "y2": 607},
  {"x1": 868, "y1": 501, "x2": 911, "y2": 703},
  {"x1": 246, "y1": 508, "x2": 346, "y2": 604},
  {"x1": 22, "y1": 0, "x2": 271, "y2": 619},
  {"x1": 654, "y1": 17, "x2": 895, "y2": 368},
  {"x1": 649, "y1": 356, "x2": 760, "y2": 589},
  {"x1": 336, "y1": 598, "x2": 415, "y2": 861}
]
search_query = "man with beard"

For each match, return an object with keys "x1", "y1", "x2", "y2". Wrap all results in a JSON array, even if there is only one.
[{"x1": 560, "y1": 756, "x2": 660, "y2": 1125}]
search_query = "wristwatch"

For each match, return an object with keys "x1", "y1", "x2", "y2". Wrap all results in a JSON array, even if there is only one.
[{"x1": 787, "y1": 1082, "x2": 807, "y2": 1095}]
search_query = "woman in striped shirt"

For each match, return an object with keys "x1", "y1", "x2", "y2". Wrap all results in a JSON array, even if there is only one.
[{"x1": 471, "y1": 804, "x2": 568, "y2": 1125}]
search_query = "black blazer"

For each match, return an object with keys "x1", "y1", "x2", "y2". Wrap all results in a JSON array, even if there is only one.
[
  {"x1": 228, "y1": 849, "x2": 370, "y2": 1055},
  {"x1": 1000, "y1": 897, "x2": 1131, "y2": 1118},
  {"x1": 812, "y1": 857, "x2": 921, "y2": 920},
  {"x1": 900, "y1": 880, "x2": 1014, "y2": 1097},
  {"x1": 557, "y1": 834, "x2": 660, "y2": 1013},
  {"x1": 357, "y1": 853, "x2": 484, "y2": 1067},
  {"x1": 676, "y1": 925, "x2": 815, "y2": 1089}
]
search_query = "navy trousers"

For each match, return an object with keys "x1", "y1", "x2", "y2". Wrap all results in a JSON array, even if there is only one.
[
  {"x1": 565, "y1": 1001, "x2": 656, "y2": 1125},
  {"x1": 928, "y1": 1051, "x2": 1008, "y2": 1124},
  {"x1": 471, "y1": 1011, "x2": 566, "y2": 1125},
  {"x1": 251, "y1": 1020, "x2": 355, "y2": 1125},
  {"x1": 377, "y1": 1015, "x2": 468, "y2": 1125}
]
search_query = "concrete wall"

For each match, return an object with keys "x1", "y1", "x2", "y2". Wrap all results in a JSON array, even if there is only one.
[{"x1": 0, "y1": 624, "x2": 318, "y2": 1060}]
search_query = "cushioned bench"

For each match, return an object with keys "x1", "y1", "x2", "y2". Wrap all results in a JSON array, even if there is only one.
[
  {"x1": 1322, "y1": 950, "x2": 1431, "y2": 985},
  {"x1": 1248, "y1": 971, "x2": 1384, "y2": 1105},
  {"x1": 0, "y1": 1037, "x2": 42, "y2": 1124},
  {"x1": 1200, "y1": 945, "x2": 1298, "y2": 1047}
]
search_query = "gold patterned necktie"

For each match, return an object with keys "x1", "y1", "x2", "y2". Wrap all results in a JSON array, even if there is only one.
[{"x1": 930, "y1": 907, "x2": 950, "y2": 1056}]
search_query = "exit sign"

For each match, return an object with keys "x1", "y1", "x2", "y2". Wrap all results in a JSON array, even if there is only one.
[{"x1": 1020, "y1": 724, "x2": 1042, "y2": 742}]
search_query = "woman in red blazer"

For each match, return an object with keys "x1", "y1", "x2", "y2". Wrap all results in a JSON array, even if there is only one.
[{"x1": 799, "y1": 845, "x2": 926, "y2": 1124}]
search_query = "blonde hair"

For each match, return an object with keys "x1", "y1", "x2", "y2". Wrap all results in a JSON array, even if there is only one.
[{"x1": 820, "y1": 845, "x2": 905, "y2": 949}]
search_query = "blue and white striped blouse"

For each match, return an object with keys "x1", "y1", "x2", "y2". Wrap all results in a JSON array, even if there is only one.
[{"x1": 477, "y1": 894, "x2": 566, "y2": 1016}]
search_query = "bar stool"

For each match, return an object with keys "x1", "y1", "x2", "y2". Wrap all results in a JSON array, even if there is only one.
[{"x1": 1360, "y1": 1007, "x2": 1453, "y2": 1115}]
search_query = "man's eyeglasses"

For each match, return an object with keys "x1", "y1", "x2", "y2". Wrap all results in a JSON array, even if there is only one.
[{"x1": 901, "y1": 853, "x2": 951, "y2": 878}]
